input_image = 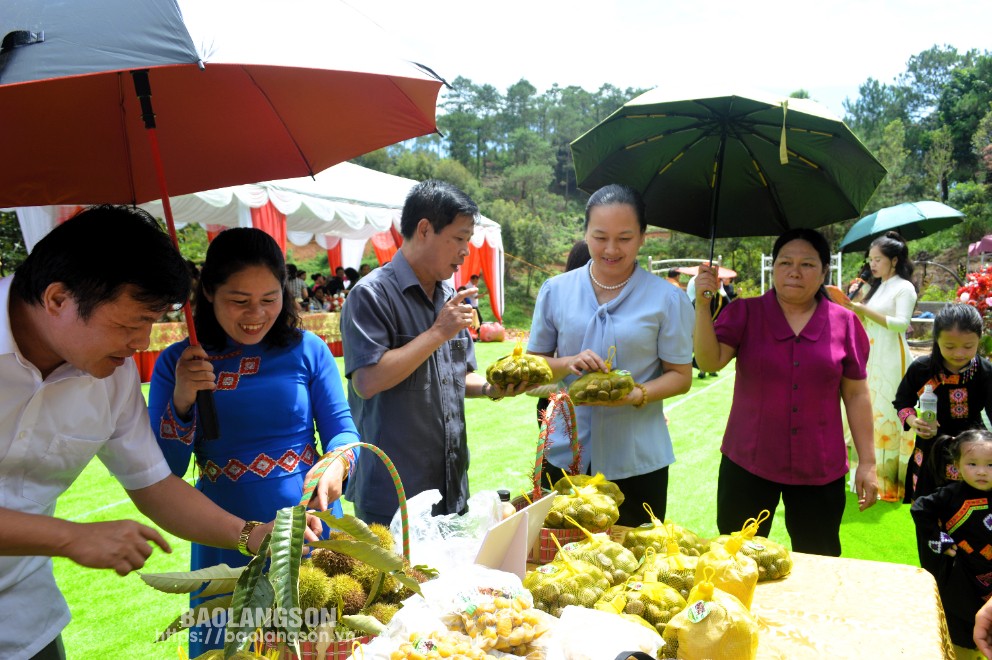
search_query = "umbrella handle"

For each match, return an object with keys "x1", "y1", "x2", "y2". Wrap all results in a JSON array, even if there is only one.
[
  {"x1": 196, "y1": 390, "x2": 221, "y2": 441},
  {"x1": 701, "y1": 256, "x2": 723, "y2": 299}
]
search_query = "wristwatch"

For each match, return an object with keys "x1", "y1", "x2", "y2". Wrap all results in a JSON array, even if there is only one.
[{"x1": 237, "y1": 520, "x2": 262, "y2": 556}]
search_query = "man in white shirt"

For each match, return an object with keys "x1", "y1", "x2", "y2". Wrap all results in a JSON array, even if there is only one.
[{"x1": 0, "y1": 206, "x2": 283, "y2": 660}]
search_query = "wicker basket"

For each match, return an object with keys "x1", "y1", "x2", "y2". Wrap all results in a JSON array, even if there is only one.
[{"x1": 261, "y1": 442, "x2": 409, "y2": 659}]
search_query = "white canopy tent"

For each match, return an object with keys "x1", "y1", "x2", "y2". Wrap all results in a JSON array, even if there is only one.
[{"x1": 14, "y1": 163, "x2": 505, "y2": 320}]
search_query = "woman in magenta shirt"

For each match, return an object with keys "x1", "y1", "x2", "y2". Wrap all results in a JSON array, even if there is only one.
[{"x1": 693, "y1": 228, "x2": 879, "y2": 556}]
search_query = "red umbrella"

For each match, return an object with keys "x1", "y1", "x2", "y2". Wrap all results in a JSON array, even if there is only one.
[{"x1": 0, "y1": 0, "x2": 444, "y2": 436}]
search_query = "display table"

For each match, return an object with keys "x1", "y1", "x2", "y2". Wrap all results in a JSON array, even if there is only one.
[
  {"x1": 132, "y1": 312, "x2": 343, "y2": 382},
  {"x1": 751, "y1": 552, "x2": 954, "y2": 658}
]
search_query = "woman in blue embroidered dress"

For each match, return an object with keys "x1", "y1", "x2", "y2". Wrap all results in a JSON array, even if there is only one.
[
  {"x1": 148, "y1": 228, "x2": 359, "y2": 656},
  {"x1": 527, "y1": 184, "x2": 694, "y2": 526}
]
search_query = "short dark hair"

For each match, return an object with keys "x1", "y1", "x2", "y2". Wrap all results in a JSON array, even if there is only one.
[
  {"x1": 12, "y1": 204, "x2": 189, "y2": 319},
  {"x1": 194, "y1": 228, "x2": 300, "y2": 350},
  {"x1": 772, "y1": 227, "x2": 831, "y2": 300},
  {"x1": 667, "y1": 268, "x2": 680, "y2": 279},
  {"x1": 400, "y1": 179, "x2": 479, "y2": 239},
  {"x1": 584, "y1": 184, "x2": 647, "y2": 232}
]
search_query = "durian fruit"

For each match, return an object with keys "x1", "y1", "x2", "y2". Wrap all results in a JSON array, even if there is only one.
[
  {"x1": 298, "y1": 564, "x2": 334, "y2": 612},
  {"x1": 309, "y1": 547, "x2": 356, "y2": 577},
  {"x1": 365, "y1": 601, "x2": 400, "y2": 625},
  {"x1": 326, "y1": 574, "x2": 366, "y2": 616}
]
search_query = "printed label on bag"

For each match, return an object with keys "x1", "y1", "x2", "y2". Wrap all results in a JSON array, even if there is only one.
[
  {"x1": 745, "y1": 541, "x2": 766, "y2": 551},
  {"x1": 537, "y1": 564, "x2": 560, "y2": 575},
  {"x1": 562, "y1": 542, "x2": 580, "y2": 552},
  {"x1": 687, "y1": 600, "x2": 711, "y2": 623},
  {"x1": 628, "y1": 581, "x2": 644, "y2": 591}
]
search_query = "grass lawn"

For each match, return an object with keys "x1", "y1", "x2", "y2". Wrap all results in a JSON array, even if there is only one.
[{"x1": 54, "y1": 341, "x2": 916, "y2": 658}]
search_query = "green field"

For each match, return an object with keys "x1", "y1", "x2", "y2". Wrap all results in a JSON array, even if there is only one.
[{"x1": 52, "y1": 341, "x2": 916, "y2": 658}]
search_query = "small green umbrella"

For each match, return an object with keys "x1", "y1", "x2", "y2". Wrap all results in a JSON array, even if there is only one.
[
  {"x1": 839, "y1": 201, "x2": 965, "y2": 253},
  {"x1": 570, "y1": 89, "x2": 887, "y2": 262}
]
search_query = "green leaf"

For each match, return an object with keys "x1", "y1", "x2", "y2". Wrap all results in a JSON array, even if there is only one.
[
  {"x1": 139, "y1": 564, "x2": 244, "y2": 595},
  {"x1": 340, "y1": 614, "x2": 386, "y2": 636},
  {"x1": 310, "y1": 512, "x2": 381, "y2": 547},
  {"x1": 155, "y1": 594, "x2": 232, "y2": 642},
  {"x1": 363, "y1": 571, "x2": 385, "y2": 610},
  {"x1": 267, "y1": 505, "x2": 307, "y2": 654},
  {"x1": 392, "y1": 571, "x2": 422, "y2": 596},
  {"x1": 308, "y1": 540, "x2": 402, "y2": 573},
  {"x1": 223, "y1": 533, "x2": 271, "y2": 657}
]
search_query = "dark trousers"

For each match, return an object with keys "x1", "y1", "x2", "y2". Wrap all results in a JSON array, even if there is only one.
[
  {"x1": 612, "y1": 466, "x2": 669, "y2": 527},
  {"x1": 717, "y1": 455, "x2": 846, "y2": 556},
  {"x1": 31, "y1": 635, "x2": 65, "y2": 660}
]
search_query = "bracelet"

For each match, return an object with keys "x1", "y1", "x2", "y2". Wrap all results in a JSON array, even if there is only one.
[
  {"x1": 484, "y1": 383, "x2": 504, "y2": 402},
  {"x1": 237, "y1": 520, "x2": 262, "y2": 557},
  {"x1": 633, "y1": 382, "x2": 649, "y2": 408}
]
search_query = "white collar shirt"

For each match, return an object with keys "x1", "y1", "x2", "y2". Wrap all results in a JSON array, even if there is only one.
[{"x1": 0, "y1": 275, "x2": 171, "y2": 658}]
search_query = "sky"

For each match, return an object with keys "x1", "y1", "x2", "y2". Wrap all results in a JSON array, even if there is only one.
[{"x1": 354, "y1": 0, "x2": 991, "y2": 118}]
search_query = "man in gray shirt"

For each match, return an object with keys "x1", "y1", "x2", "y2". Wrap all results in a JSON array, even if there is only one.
[{"x1": 342, "y1": 180, "x2": 523, "y2": 524}]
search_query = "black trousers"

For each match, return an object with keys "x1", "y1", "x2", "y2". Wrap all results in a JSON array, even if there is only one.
[
  {"x1": 31, "y1": 635, "x2": 65, "y2": 660},
  {"x1": 717, "y1": 455, "x2": 846, "y2": 556},
  {"x1": 612, "y1": 466, "x2": 670, "y2": 527}
]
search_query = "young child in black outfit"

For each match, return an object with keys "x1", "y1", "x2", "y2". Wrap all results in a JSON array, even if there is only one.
[
  {"x1": 893, "y1": 303, "x2": 992, "y2": 504},
  {"x1": 911, "y1": 429, "x2": 992, "y2": 652}
]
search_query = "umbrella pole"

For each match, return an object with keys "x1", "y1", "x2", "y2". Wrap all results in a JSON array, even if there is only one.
[
  {"x1": 703, "y1": 124, "x2": 729, "y2": 297},
  {"x1": 131, "y1": 70, "x2": 221, "y2": 441}
]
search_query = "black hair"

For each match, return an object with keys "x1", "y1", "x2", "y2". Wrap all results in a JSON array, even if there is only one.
[
  {"x1": 863, "y1": 232, "x2": 916, "y2": 303},
  {"x1": 565, "y1": 240, "x2": 591, "y2": 272},
  {"x1": 583, "y1": 184, "x2": 647, "y2": 232},
  {"x1": 11, "y1": 204, "x2": 189, "y2": 319},
  {"x1": 928, "y1": 428, "x2": 992, "y2": 488},
  {"x1": 667, "y1": 268, "x2": 680, "y2": 279},
  {"x1": 929, "y1": 303, "x2": 984, "y2": 378},
  {"x1": 771, "y1": 228, "x2": 831, "y2": 300},
  {"x1": 400, "y1": 179, "x2": 479, "y2": 239},
  {"x1": 194, "y1": 228, "x2": 300, "y2": 351},
  {"x1": 344, "y1": 267, "x2": 359, "y2": 282}
]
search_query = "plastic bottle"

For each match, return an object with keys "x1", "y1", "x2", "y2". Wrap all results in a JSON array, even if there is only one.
[
  {"x1": 918, "y1": 384, "x2": 938, "y2": 424},
  {"x1": 497, "y1": 489, "x2": 515, "y2": 520}
]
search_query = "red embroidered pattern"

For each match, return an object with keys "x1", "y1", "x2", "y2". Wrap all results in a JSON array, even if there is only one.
[
  {"x1": 947, "y1": 498, "x2": 989, "y2": 534},
  {"x1": 981, "y1": 545, "x2": 992, "y2": 561},
  {"x1": 949, "y1": 387, "x2": 968, "y2": 419},
  {"x1": 959, "y1": 539, "x2": 974, "y2": 554},
  {"x1": 199, "y1": 445, "x2": 318, "y2": 483},
  {"x1": 215, "y1": 356, "x2": 262, "y2": 391},
  {"x1": 160, "y1": 404, "x2": 196, "y2": 446}
]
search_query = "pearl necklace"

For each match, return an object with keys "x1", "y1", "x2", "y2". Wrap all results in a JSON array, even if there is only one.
[{"x1": 589, "y1": 264, "x2": 633, "y2": 291}]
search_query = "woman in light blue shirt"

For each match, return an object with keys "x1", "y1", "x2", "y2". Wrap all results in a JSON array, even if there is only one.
[{"x1": 528, "y1": 184, "x2": 694, "y2": 525}]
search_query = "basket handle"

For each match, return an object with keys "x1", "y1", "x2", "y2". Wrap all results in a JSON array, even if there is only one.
[
  {"x1": 299, "y1": 441, "x2": 409, "y2": 560},
  {"x1": 534, "y1": 390, "x2": 581, "y2": 499}
]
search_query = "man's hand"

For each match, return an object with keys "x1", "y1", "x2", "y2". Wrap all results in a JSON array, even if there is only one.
[
  {"x1": 433, "y1": 287, "x2": 478, "y2": 341},
  {"x1": 63, "y1": 520, "x2": 171, "y2": 576}
]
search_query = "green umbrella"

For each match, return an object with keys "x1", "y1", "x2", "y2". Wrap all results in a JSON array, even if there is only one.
[
  {"x1": 570, "y1": 89, "x2": 886, "y2": 261},
  {"x1": 839, "y1": 201, "x2": 965, "y2": 253}
]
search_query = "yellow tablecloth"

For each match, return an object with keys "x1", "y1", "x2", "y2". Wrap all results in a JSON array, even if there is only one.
[
  {"x1": 752, "y1": 552, "x2": 954, "y2": 658},
  {"x1": 144, "y1": 312, "x2": 342, "y2": 352}
]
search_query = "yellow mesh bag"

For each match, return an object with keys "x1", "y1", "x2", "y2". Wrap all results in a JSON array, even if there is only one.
[
  {"x1": 661, "y1": 568, "x2": 759, "y2": 660},
  {"x1": 485, "y1": 342, "x2": 553, "y2": 388},
  {"x1": 633, "y1": 535, "x2": 699, "y2": 600},
  {"x1": 543, "y1": 475, "x2": 620, "y2": 533},
  {"x1": 523, "y1": 536, "x2": 611, "y2": 617},
  {"x1": 695, "y1": 516, "x2": 761, "y2": 610},
  {"x1": 622, "y1": 505, "x2": 707, "y2": 560},
  {"x1": 708, "y1": 511, "x2": 792, "y2": 582},
  {"x1": 552, "y1": 472, "x2": 625, "y2": 507},
  {"x1": 567, "y1": 346, "x2": 635, "y2": 405},
  {"x1": 558, "y1": 515, "x2": 639, "y2": 586},
  {"x1": 595, "y1": 574, "x2": 688, "y2": 638}
]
